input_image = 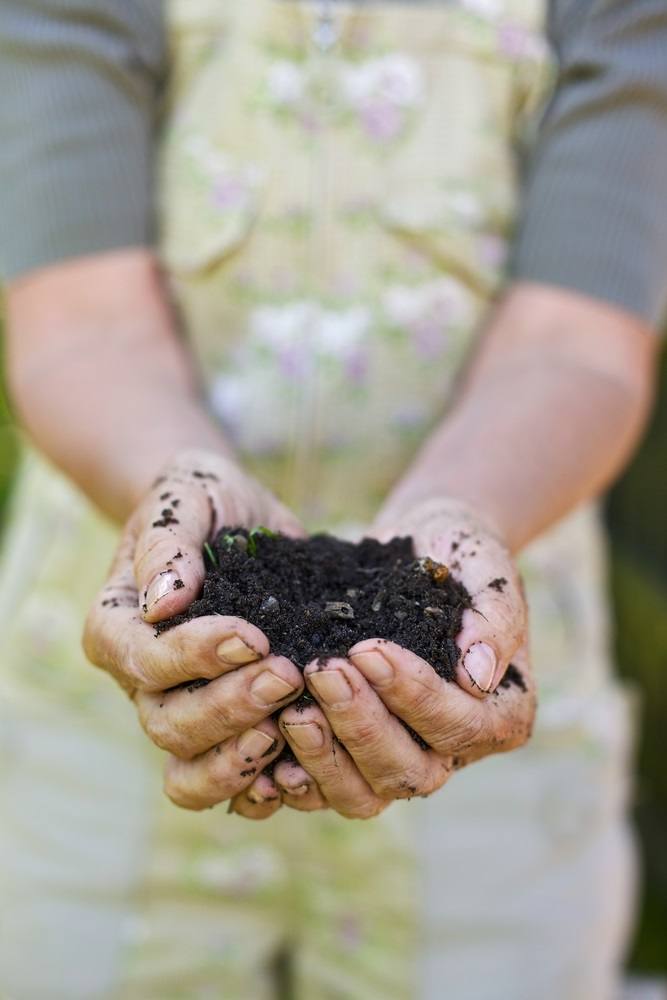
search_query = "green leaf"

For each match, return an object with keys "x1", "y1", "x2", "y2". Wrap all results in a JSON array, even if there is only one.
[
  {"x1": 203, "y1": 541, "x2": 218, "y2": 567},
  {"x1": 247, "y1": 525, "x2": 277, "y2": 557}
]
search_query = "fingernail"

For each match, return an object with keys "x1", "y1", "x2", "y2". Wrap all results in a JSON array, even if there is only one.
[
  {"x1": 250, "y1": 672, "x2": 298, "y2": 706},
  {"x1": 216, "y1": 636, "x2": 260, "y2": 665},
  {"x1": 237, "y1": 728, "x2": 277, "y2": 759},
  {"x1": 283, "y1": 722, "x2": 324, "y2": 751},
  {"x1": 308, "y1": 669, "x2": 353, "y2": 707},
  {"x1": 145, "y1": 571, "x2": 179, "y2": 611},
  {"x1": 247, "y1": 788, "x2": 266, "y2": 804},
  {"x1": 285, "y1": 783, "x2": 309, "y2": 797},
  {"x1": 349, "y1": 649, "x2": 394, "y2": 687},
  {"x1": 463, "y1": 642, "x2": 497, "y2": 692}
]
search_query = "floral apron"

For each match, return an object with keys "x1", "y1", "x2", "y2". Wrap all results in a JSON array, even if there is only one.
[{"x1": 0, "y1": 2, "x2": 638, "y2": 998}]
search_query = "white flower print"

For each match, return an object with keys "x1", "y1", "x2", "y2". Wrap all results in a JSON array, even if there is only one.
[
  {"x1": 210, "y1": 368, "x2": 294, "y2": 452},
  {"x1": 209, "y1": 302, "x2": 373, "y2": 453},
  {"x1": 318, "y1": 306, "x2": 372, "y2": 358},
  {"x1": 340, "y1": 54, "x2": 423, "y2": 110},
  {"x1": 250, "y1": 302, "x2": 317, "y2": 351},
  {"x1": 183, "y1": 134, "x2": 262, "y2": 212},
  {"x1": 446, "y1": 190, "x2": 485, "y2": 226},
  {"x1": 383, "y1": 278, "x2": 475, "y2": 358},
  {"x1": 265, "y1": 60, "x2": 307, "y2": 106},
  {"x1": 339, "y1": 53, "x2": 424, "y2": 142},
  {"x1": 460, "y1": 0, "x2": 503, "y2": 20},
  {"x1": 249, "y1": 302, "x2": 370, "y2": 369}
]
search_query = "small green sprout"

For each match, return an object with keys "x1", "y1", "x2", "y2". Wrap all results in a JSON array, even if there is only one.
[
  {"x1": 203, "y1": 541, "x2": 218, "y2": 567},
  {"x1": 215, "y1": 526, "x2": 277, "y2": 559},
  {"x1": 247, "y1": 525, "x2": 277, "y2": 557}
]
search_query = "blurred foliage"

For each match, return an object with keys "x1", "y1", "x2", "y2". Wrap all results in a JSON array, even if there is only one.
[
  {"x1": 0, "y1": 327, "x2": 663, "y2": 971},
  {"x1": 0, "y1": 348, "x2": 19, "y2": 518},
  {"x1": 607, "y1": 345, "x2": 667, "y2": 972}
]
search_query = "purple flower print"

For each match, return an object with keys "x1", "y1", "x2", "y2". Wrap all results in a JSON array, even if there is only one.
[
  {"x1": 212, "y1": 175, "x2": 249, "y2": 212},
  {"x1": 412, "y1": 318, "x2": 449, "y2": 360},
  {"x1": 340, "y1": 54, "x2": 423, "y2": 142},
  {"x1": 344, "y1": 349, "x2": 369, "y2": 385},
  {"x1": 477, "y1": 233, "x2": 508, "y2": 270},
  {"x1": 498, "y1": 22, "x2": 547, "y2": 60},
  {"x1": 384, "y1": 278, "x2": 475, "y2": 358},
  {"x1": 277, "y1": 342, "x2": 315, "y2": 381},
  {"x1": 360, "y1": 98, "x2": 404, "y2": 142}
]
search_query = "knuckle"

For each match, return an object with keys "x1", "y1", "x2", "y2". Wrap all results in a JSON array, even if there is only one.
[
  {"x1": 340, "y1": 797, "x2": 385, "y2": 821},
  {"x1": 148, "y1": 721, "x2": 189, "y2": 757},
  {"x1": 208, "y1": 696, "x2": 242, "y2": 735},
  {"x1": 500, "y1": 715, "x2": 534, "y2": 752},
  {"x1": 122, "y1": 652, "x2": 152, "y2": 692},
  {"x1": 433, "y1": 709, "x2": 485, "y2": 755},
  {"x1": 487, "y1": 599, "x2": 526, "y2": 649},
  {"x1": 81, "y1": 611, "x2": 101, "y2": 666},
  {"x1": 339, "y1": 721, "x2": 383, "y2": 756},
  {"x1": 163, "y1": 773, "x2": 205, "y2": 812},
  {"x1": 407, "y1": 683, "x2": 442, "y2": 728},
  {"x1": 141, "y1": 704, "x2": 194, "y2": 758},
  {"x1": 206, "y1": 755, "x2": 238, "y2": 800},
  {"x1": 371, "y1": 765, "x2": 425, "y2": 799}
]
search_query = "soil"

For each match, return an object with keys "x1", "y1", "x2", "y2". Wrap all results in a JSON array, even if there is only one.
[
  {"x1": 157, "y1": 528, "x2": 472, "y2": 677},
  {"x1": 157, "y1": 527, "x2": 524, "y2": 775}
]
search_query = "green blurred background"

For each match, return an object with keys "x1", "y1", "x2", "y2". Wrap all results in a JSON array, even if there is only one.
[
  {"x1": 0, "y1": 335, "x2": 664, "y2": 972},
  {"x1": 607, "y1": 346, "x2": 667, "y2": 972}
]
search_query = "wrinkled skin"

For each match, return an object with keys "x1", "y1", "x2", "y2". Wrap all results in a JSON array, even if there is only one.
[{"x1": 84, "y1": 457, "x2": 534, "y2": 819}]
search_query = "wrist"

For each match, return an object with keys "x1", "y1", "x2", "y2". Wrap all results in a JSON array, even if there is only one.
[
  {"x1": 128, "y1": 444, "x2": 241, "y2": 510},
  {"x1": 375, "y1": 493, "x2": 508, "y2": 549}
]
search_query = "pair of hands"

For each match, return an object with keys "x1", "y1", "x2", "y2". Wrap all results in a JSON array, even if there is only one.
[{"x1": 84, "y1": 450, "x2": 535, "y2": 821}]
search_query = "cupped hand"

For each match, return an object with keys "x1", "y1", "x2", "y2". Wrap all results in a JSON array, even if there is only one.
[
  {"x1": 83, "y1": 448, "x2": 306, "y2": 811},
  {"x1": 275, "y1": 498, "x2": 535, "y2": 819}
]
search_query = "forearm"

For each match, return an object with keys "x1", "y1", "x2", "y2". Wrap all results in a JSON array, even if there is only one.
[
  {"x1": 382, "y1": 283, "x2": 658, "y2": 552},
  {"x1": 6, "y1": 250, "x2": 232, "y2": 522}
]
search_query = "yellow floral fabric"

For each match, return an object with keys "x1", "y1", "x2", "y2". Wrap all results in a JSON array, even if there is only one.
[{"x1": 0, "y1": 3, "x2": 638, "y2": 998}]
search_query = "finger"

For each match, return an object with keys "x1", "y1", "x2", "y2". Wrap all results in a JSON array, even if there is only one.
[
  {"x1": 135, "y1": 655, "x2": 303, "y2": 757},
  {"x1": 135, "y1": 464, "x2": 223, "y2": 623},
  {"x1": 280, "y1": 702, "x2": 387, "y2": 819},
  {"x1": 231, "y1": 773, "x2": 283, "y2": 820},
  {"x1": 85, "y1": 586, "x2": 271, "y2": 692},
  {"x1": 85, "y1": 506, "x2": 270, "y2": 693},
  {"x1": 414, "y1": 516, "x2": 527, "y2": 697},
  {"x1": 136, "y1": 455, "x2": 306, "y2": 623},
  {"x1": 272, "y1": 759, "x2": 328, "y2": 812},
  {"x1": 164, "y1": 720, "x2": 284, "y2": 811},
  {"x1": 302, "y1": 657, "x2": 451, "y2": 800},
  {"x1": 349, "y1": 640, "x2": 535, "y2": 761}
]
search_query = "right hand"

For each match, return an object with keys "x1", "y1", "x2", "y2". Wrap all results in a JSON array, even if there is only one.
[{"x1": 83, "y1": 449, "x2": 307, "y2": 812}]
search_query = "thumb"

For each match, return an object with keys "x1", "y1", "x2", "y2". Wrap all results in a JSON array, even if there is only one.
[
  {"x1": 135, "y1": 471, "x2": 216, "y2": 624},
  {"x1": 454, "y1": 568, "x2": 527, "y2": 700}
]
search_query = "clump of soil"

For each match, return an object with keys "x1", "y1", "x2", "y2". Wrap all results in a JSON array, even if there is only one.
[
  {"x1": 157, "y1": 527, "x2": 524, "y2": 779},
  {"x1": 157, "y1": 528, "x2": 472, "y2": 679}
]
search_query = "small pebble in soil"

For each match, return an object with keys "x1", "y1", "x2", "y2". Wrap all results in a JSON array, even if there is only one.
[{"x1": 324, "y1": 601, "x2": 355, "y2": 621}]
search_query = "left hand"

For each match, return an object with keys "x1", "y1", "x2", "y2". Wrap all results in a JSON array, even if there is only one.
[{"x1": 232, "y1": 499, "x2": 535, "y2": 819}]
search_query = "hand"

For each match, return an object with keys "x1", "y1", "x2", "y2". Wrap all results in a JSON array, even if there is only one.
[
  {"x1": 274, "y1": 498, "x2": 535, "y2": 819},
  {"x1": 83, "y1": 448, "x2": 306, "y2": 812}
]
